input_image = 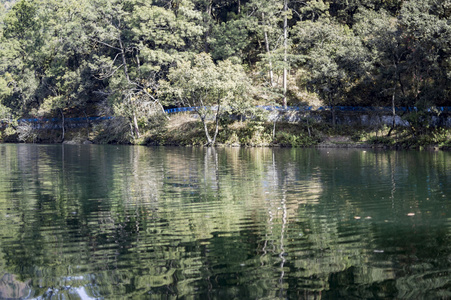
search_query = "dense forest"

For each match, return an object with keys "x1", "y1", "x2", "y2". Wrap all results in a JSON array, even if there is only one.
[{"x1": 1, "y1": 0, "x2": 451, "y2": 145}]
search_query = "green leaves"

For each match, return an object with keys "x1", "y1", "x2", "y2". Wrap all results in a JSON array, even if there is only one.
[
  {"x1": 165, "y1": 53, "x2": 250, "y2": 107},
  {"x1": 209, "y1": 19, "x2": 251, "y2": 61},
  {"x1": 293, "y1": 18, "x2": 370, "y2": 107},
  {"x1": 1, "y1": 0, "x2": 451, "y2": 138},
  {"x1": 2, "y1": 0, "x2": 39, "y2": 41},
  {"x1": 162, "y1": 53, "x2": 252, "y2": 145}
]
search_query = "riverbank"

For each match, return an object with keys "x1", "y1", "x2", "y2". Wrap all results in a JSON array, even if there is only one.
[
  {"x1": 2, "y1": 112, "x2": 451, "y2": 150},
  {"x1": 139, "y1": 113, "x2": 451, "y2": 150}
]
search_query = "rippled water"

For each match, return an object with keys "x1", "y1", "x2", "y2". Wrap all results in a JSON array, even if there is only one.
[{"x1": 0, "y1": 144, "x2": 451, "y2": 299}]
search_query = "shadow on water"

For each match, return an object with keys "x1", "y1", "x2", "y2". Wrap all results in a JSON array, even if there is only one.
[{"x1": 0, "y1": 144, "x2": 450, "y2": 299}]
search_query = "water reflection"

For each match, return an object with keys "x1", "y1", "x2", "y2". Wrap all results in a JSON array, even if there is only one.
[{"x1": 0, "y1": 145, "x2": 450, "y2": 298}]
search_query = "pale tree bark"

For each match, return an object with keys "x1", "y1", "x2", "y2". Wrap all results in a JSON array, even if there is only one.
[
  {"x1": 282, "y1": 0, "x2": 288, "y2": 108},
  {"x1": 133, "y1": 111, "x2": 140, "y2": 138},
  {"x1": 191, "y1": 97, "x2": 221, "y2": 147},
  {"x1": 197, "y1": 104, "x2": 221, "y2": 146},
  {"x1": 391, "y1": 88, "x2": 396, "y2": 133},
  {"x1": 262, "y1": 12, "x2": 275, "y2": 87},
  {"x1": 387, "y1": 56, "x2": 401, "y2": 137}
]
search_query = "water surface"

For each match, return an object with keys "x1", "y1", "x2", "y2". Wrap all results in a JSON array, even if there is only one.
[{"x1": 0, "y1": 144, "x2": 450, "y2": 299}]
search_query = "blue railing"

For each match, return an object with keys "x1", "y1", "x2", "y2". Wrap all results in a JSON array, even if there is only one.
[
  {"x1": 6, "y1": 106, "x2": 451, "y2": 125},
  {"x1": 164, "y1": 107, "x2": 196, "y2": 113},
  {"x1": 165, "y1": 105, "x2": 451, "y2": 114}
]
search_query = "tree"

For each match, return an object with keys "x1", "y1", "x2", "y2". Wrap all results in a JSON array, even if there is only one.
[
  {"x1": 84, "y1": 0, "x2": 204, "y2": 139},
  {"x1": 243, "y1": 0, "x2": 283, "y2": 88},
  {"x1": 0, "y1": 0, "x2": 96, "y2": 130},
  {"x1": 354, "y1": 8, "x2": 408, "y2": 134},
  {"x1": 243, "y1": 0, "x2": 327, "y2": 107},
  {"x1": 161, "y1": 53, "x2": 251, "y2": 146},
  {"x1": 208, "y1": 18, "x2": 252, "y2": 62},
  {"x1": 0, "y1": 0, "x2": 42, "y2": 114},
  {"x1": 326, "y1": 0, "x2": 404, "y2": 25},
  {"x1": 293, "y1": 18, "x2": 371, "y2": 124},
  {"x1": 354, "y1": 1, "x2": 451, "y2": 134},
  {"x1": 398, "y1": 0, "x2": 451, "y2": 107}
]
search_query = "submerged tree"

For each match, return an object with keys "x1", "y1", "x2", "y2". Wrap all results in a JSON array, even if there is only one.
[{"x1": 161, "y1": 53, "x2": 251, "y2": 146}]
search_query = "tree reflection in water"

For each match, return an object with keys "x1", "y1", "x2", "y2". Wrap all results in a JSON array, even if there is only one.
[{"x1": 0, "y1": 145, "x2": 450, "y2": 298}]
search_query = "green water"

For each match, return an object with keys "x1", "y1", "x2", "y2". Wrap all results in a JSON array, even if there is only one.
[{"x1": 0, "y1": 144, "x2": 450, "y2": 299}]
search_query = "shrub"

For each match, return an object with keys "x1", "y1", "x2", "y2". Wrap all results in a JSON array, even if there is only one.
[
  {"x1": 274, "y1": 131, "x2": 318, "y2": 147},
  {"x1": 17, "y1": 122, "x2": 38, "y2": 143},
  {"x1": 367, "y1": 136, "x2": 395, "y2": 146}
]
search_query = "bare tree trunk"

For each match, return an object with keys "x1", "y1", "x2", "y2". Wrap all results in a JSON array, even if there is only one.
[
  {"x1": 119, "y1": 36, "x2": 131, "y2": 83},
  {"x1": 211, "y1": 104, "x2": 221, "y2": 145},
  {"x1": 133, "y1": 111, "x2": 140, "y2": 138},
  {"x1": 60, "y1": 108, "x2": 65, "y2": 141},
  {"x1": 201, "y1": 116, "x2": 214, "y2": 146},
  {"x1": 391, "y1": 89, "x2": 396, "y2": 134},
  {"x1": 197, "y1": 105, "x2": 221, "y2": 147},
  {"x1": 282, "y1": 0, "x2": 288, "y2": 108},
  {"x1": 328, "y1": 92, "x2": 336, "y2": 127},
  {"x1": 263, "y1": 12, "x2": 275, "y2": 87},
  {"x1": 387, "y1": 59, "x2": 398, "y2": 137}
]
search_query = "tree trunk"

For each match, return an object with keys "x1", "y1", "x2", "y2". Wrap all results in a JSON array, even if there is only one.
[
  {"x1": 387, "y1": 59, "x2": 398, "y2": 137},
  {"x1": 60, "y1": 108, "x2": 65, "y2": 141},
  {"x1": 133, "y1": 111, "x2": 140, "y2": 138},
  {"x1": 211, "y1": 104, "x2": 221, "y2": 145},
  {"x1": 263, "y1": 13, "x2": 275, "y2": 87},
  {"x1": 198, "y1": 105, "x2": 221, "y2": 147},
  {"x1": 328, "y1": 94, "x2": 336, "y2": 127},
  {"x1": 119, "y1": 36, "x2": 131, "y2": 83},
  {"x1": 282, "y1": 0, "x2": 288, "y2": 108},
  {"x1": 201, "y1": 117, "x2": 214, "y2": 146},
  {"x1": 388, "y1": 89, "x2": 396, "y2": 137}
]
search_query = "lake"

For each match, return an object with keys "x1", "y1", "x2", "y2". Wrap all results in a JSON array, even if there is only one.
[{"x1": 0, "y1": 144, "x2": 450, "y2": 299}]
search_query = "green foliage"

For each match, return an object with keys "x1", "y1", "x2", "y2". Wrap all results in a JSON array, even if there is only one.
[
  {"x1": 162, "y1": 52, "x2": 252, "y2": 145},
  {"x1": 367, "y1": 135, "x2": 396, "y2": 146},
  {"x1": 240, "y1": 120, "x2": 272, "y2": 146},
  {"x1": 2, "y1": 0, "x2": 451, "y2": 145},
  {"x1": 92, "y1": 117, "x2": 133, "y2": 144},
  {"x1": 209, "y1": 19, "x2": 251, "y2": 61},
  {"x1": 274, "y1": 131, "x2": 318, "y2": 147},
  {"x1": 426, "y1": 128, "x2": 451, "y2": 147},
  {"x1": 293, "y1": 18, "x2": 371, "y2": 109},
  {"x1": 2, "y1": 0, "x2": 39, "y2": 41}
]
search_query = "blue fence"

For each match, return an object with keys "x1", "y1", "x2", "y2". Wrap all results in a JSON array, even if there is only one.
[
  {"x1": 6, "y1": 106, "x2": 451, "y2": 126},
  {"x1": 164, "y1": 105, "x2": 451, "y2": 114}
]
